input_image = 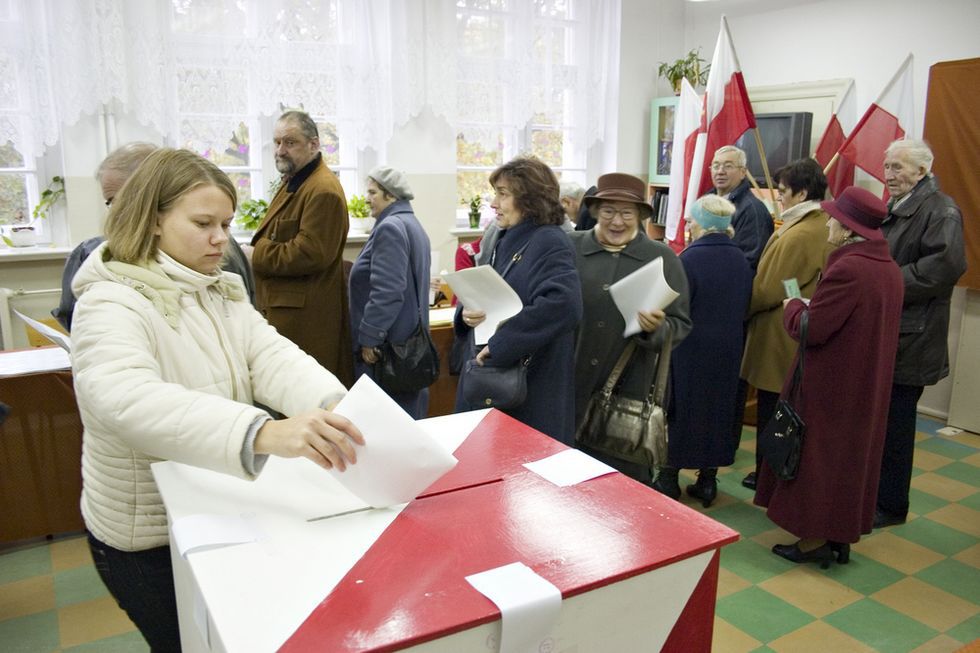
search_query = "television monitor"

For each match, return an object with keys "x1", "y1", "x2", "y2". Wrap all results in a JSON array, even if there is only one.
[{"x1": 735, "y1": 112, "x2": 813, "y2": 185}]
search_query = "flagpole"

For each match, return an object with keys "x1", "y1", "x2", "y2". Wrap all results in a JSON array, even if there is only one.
[
  {"x1": 752, "y1": 127, "x2": 780, "y2": 219},
  {"x1": 822, "y1": 151, "x2": 841, "y2": 176}
]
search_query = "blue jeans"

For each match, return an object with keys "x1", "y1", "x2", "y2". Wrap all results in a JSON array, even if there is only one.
[{"x1": 86, "y1": 531, "x2": 181, "y2": 652}]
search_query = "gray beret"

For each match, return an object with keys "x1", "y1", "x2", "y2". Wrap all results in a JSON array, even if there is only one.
[{"x1": 368, "y1": 166, "x2": 414, "y2": 201}]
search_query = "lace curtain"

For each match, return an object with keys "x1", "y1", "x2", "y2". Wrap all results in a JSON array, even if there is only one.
[{"x1": 10, "y1": 0, "x2": 620, "y2": 158}]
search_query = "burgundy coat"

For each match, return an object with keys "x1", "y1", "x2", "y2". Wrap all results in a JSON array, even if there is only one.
[{"x1": 754, "y1": 238, "x2": 903, "y2": 543}]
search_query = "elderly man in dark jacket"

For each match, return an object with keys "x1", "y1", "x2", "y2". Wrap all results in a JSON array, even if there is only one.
[
  {"x1": 708, "y1": 145, "x2": 773, "y2": 272},
  {"x1": 875, "y1": 139, "x2": 966, "y2": 528}
]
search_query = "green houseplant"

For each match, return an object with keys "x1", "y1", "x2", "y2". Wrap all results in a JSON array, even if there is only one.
[
  {"x1": 347, "y1": 195, "x2": 374, "y2": 233},
  {"x1": 468, "y1": 195, "x2": 482, "y2": 229},
  {"x1": 235, "y1": 198, "x2": 268, "y2": 232},
  {"x1": 2, "y1": 175, "x2": 65, "y2": 246},
  {"x1": 658, "y1": 48, "x2": 709, "y2": 94}
]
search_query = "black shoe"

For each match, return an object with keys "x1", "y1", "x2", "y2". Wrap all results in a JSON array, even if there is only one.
[
  {"x1": 873, "y1": 509, "x2": 907, "y2": 529},
  {"x1": 651, "y1": 468, "x2": 681, "y2": 500},
  {"x1": 772, "y1": 542, "x2": 836, "y2": 570},
  {"x1": 741, "y1": 471, "x2": 757, "y2": 490},
  {"x1": 829, "y1": 541, "x2": 850, "y2": 564},
  {"x1": 686, "y1": 468, "x2": 718, "y2": 508}
]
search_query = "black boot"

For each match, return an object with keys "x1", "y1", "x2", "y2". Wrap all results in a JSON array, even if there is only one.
[
  {"x1": 651, "y1": 467, "x2": 681, "y2": 500},
  {"x1": 686, "y1": 468, "x2": 718, "y2": 508}
]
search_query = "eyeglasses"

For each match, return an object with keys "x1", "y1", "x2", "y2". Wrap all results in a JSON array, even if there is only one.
[
  {"x1": 597, "y1": 206, "x2": 640, "y2": 222},
  {"x1": 710, "y1": 162, "x2": 740, "y2": 172}
]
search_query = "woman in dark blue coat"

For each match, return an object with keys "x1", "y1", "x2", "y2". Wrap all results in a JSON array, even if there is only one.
[
  {"x1": 350, "y1": 167, "x2": 432, "y2": 418},
  {"x1": 454, "y1": 156, "x2": 583, "y2": 443},
  {"x1": 659, "y1": 195, "x2": 753, "y2": 505}
]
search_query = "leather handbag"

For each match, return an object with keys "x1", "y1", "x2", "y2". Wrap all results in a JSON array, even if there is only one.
[
  {"x1": 575, "y1": 328, "x2": 673, "y2": 467},
  {"x1": 758, "y1": 311, "x2": 808, "y2": 481},
  {"x1": 461, "y1": 356, "x2": 529, "y2": 409}
]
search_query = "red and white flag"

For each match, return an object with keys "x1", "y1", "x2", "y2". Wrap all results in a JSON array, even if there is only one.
[
  {"x1": 838, "y1": 54, "x2": 915, "y2": 185},
  {"x1": 686, "y1": 16, "x2": 757, "y2": 204},
  {"x1": 665, "y1": 79, "x2": 702, "y2": 251},
  {"x1": 815, "y1": 80, "x2": 857, "y2": 198}
]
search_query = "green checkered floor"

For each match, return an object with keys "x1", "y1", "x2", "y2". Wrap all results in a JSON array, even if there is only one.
[{"x1": 0, "y1": 415, "x2": 977, "y2": 652}]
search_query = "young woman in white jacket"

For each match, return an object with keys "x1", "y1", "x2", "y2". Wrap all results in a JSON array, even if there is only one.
[{"x1": 70, "y1": 148, "x2": 364, "y2": 651}]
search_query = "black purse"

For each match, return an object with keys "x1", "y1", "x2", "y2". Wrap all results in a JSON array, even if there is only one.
[
  {"x1": 373, "y1": 252, "x2": 440, "y2": 394},
  {"x1": 575, "y1": 328, "x2": 673, "y2": 467},
  {"x1": 461, "y1": 356, "x2": 530, "y2": 409},
  {"x1": 758, "y1": 311, "x2": 808, "y2": 481}
]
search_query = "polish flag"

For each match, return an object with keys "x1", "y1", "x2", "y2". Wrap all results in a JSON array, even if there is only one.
[
  {"x1": 665, "y1": 79, "x2": 702, "y2": 251},
  {"x1": 838, "y1": 54, "x2": 915, "y2": 185},
  {"x1": 689, "y1": 16, "x2": 757, "y2": 200},
  {"x1": 815, "y1": 80, "x2": 857, "y2": 198}
]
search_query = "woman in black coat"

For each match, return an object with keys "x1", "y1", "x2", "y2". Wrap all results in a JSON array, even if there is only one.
[
  {"x1": 660, "y1": 195, "x2": 753, "y2": 505},
  {"x1": 569, "y1": 172, "x2": 691, "y2": 483},
  {"x1": 454, "y1": 156, "x2": 583, "y2": 443}
]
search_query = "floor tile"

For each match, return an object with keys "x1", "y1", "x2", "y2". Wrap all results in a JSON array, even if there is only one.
[
  {"x1": 62, "y1": 629, "x2": 149, "y2": 653},
  {"x1": 947, "y1": 613, "x2": 980, "y2": 645},
  {"x1": 57, "y1": 595, "x2": 137, "y2": 649},
  {"x1": 824, "y1": 598, "x2": 938, "y2": 653},
  {"x1": 916, "y1": 417, "x2": 942, "y2": 436},
  {"x1": 915, "y1": 559, "x2": 980, "y2": 605},
  {"x1": 913, "y1": 448, "x2": 955, "y2": 471},
  {"x1": 0, "y1": 545, "x2": 52, "y2": 585},
  {"x1": 962, "y1": 451, "x2": 980, "y2": 467},
  {"x1": 54, "y1": 565, "x2": 109, "y2": 608},
  {"x1": 0, "y1": 609, "x2": 61, "y2": 653},
  {"x1": 935, "y1": 461, "x2": 980, "y2": 488},
  {"x1": 711, "y1": 615, "x2": 761, "y2": 653},
  {"x1": 953, "y1": 543, "x2": 980, "y2": 569},
  {"x1": 715, "y1": 586, "x2": 813, "y2": 643},
  {"x1": 704, "y1": 501, "x2": 774, "y2": 538},
  {"x1": 829, "y1": 551, "x2": 907, "y2": 596},
  {"x1": 871, "y1": 576, "x2": 978, "y2": 632},
  {"x1": 909, "y1": 487, "x2": 951, "y2": 515},
  {"x1": 961, "y1": 490, "x2": 980, "y2": 511},
  {"x1": 946, "y1": 433, "x2": 980, "y2": 450},
  {"x1": 0, "y1": 575, "x2": 54, "y2": 621},
  {"x1": 910, "y1": 634, "x2": 974, "y2": 653},
  {"x1": 749, "y1": 527, "x2": 798, "y2": 551},
  {"x1": 767, "y1": 619, "x2": 877, "y2": 653},
  {"x1": 852, "y1": 531, "x2": 945, "y2": 575},
  {"x1": 912, "y1": 472, "x2": 977, "y2": 502},
  {"x1": 888, "y1": 517, "x2": 978, "y2": 556},
  {"x1": 720, "y1": 538, "x2": 788, "y2": 584},
  {"x1": 925, "y1": 503, "x2": 980, "y2": 538},
  {"x1": 759, "y1": 566, "x2": 864, "y2": 618},
  {"x1": 50, "y1": 536, "x2": 93, "y2": 573},
  {"x1": 916, "y1": 437, "x2": 979, "y2": 461}
]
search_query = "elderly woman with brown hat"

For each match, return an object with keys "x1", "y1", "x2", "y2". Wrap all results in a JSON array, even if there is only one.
[
  {"x1": 350, "y1": 166, "x2": 432, "y2": 418},
  {"x1": 569, "y1": 173, "x2": 691, "y2": 483},
  {"x1": 755, "y1": 186, "x2": 904, "y2": 568}
]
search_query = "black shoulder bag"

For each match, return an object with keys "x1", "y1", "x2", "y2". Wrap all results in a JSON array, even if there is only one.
[{"x1": 758, "y1": 311, "x2": 808, "y2": 481}]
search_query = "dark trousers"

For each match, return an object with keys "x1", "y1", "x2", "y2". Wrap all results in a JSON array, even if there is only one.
[
  {"x1": 87, "y1": 532, "x2": 182, "y2": 652},
  {"x1": 876, "y1": 383, "x2": 924, "y2": 517},
  {"x1": 753, "y1": 389, "x2": 780, "y2": 468},
  {"x1": 732, "y1": 378, "x2": 749, "y2": 451}
]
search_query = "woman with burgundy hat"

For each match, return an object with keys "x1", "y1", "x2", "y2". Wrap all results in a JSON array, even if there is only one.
[
  {"x1": 755, "y1": 186, "x2": 904, "y2": 568},
  {"x1": 569, "y1": 172, "x2": 691, "y2": 483}
]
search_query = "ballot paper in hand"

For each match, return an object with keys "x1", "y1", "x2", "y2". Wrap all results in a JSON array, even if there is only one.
[
  {"x1": 14, "y1": 309, "x2": 72, "y2": 352},
  {"x1": 330, "y1": 375, "x2": 458, "y2": 507},
  {"x1": 443, "y1": 266, "x2": 523, "y2": 345},
  {"x1": 608, "y1": 257, "x2": 679, "y2": 337}
]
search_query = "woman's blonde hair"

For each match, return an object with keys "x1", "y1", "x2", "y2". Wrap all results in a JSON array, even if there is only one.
[{"x1": 104, "y1": 149, "x2": 237, "y2": 264}]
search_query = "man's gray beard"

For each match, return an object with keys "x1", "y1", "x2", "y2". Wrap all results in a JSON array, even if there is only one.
[{"x1": 275, "y1": 159, "x2": 294, "y2": 175}]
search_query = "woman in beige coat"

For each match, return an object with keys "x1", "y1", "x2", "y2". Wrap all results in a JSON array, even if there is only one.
[{"x1": 739, "y1": 159, "x2": 833, "y2": 489}]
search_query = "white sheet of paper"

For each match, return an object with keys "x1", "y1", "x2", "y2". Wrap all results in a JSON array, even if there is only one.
[
  {"x1": 0, "y1": 347, "x2": 71, "y2": 376},
  {"x1": 171, "y1": 513, "x2": 260, "y2": 558},
  {"x1": 13, "y1": 309, "x2": 72, "y2": 352},
  {"x1": 330, "y1": 375, "x2": 458, "y2": 507},
  {"x1": 522, "y1": 448, "x2": 617, "y2": 487},
  {"x1": 429, "y1": 251, "x2": 441, "y2": 304},
  {"x1": 443, "y1": 266, "x2": 523, "y2": 345},
  {"x1": 608, "y1": 257, "x2": 680, "y2": 337},
  {"x1": 465, "y1": 562, "x2": 562, "y2": 653}
]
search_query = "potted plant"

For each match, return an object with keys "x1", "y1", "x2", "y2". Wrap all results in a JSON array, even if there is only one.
[
  {"x1": 657, "y1": 48, "x2": 709, "y2": 94},
  {"x1": 347, "y1": 195, "x2": 375, "y2": 233},
  {"x1": 467, "y1": 195, "x2": 483, "y2": 229},
  {"x1": 1, "y1": 175, "x2": 65, "y2": 247},
  {"x1": 235, "y1": 198, "x2": 269, "y2": 232}
]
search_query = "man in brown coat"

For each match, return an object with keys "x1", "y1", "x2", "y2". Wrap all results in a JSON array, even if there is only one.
[{"x1": 249, "y1": 110, "x2": 354, "y2": 386}]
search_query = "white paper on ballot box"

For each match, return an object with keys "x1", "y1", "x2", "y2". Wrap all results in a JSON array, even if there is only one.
[
  {"x1": 443, "y1": 266, "x2": 523, "y2": 345},
  {"x1": 329, "y1": 375, "x2": 458, "y2": 507},
  {"x1": 608, "y1": 257, "x2": 679, "y2": 337}
]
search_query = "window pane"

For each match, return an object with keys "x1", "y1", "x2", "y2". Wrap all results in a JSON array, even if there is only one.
[
  {"x1": 0, "y1": 172, "x2": 28, "y2": 224},
  {"x1": 534, "y1": 0, "x2": 570, "y2": 19},
  {"x1": 172, "y1": 0, "x2": 246, "y2": 36},
  {"x1": 227, "y1": 172, "x2": 253, "y2": 204},
  {"x1": 278, "y1": 0, "x2": 339, "y2": 43},
  {"x1": 457, "y1": 130, "x2": 503, "y2": 167},
  {"x1": 457, "y1": 13, "x2": 505, "y2": 58},
  {"x1": 457, "y1": 170, "x2": 492, "y2": 207},
  {"x1": 180, "y1": 118, "x2": 250, "y2": 166},
  {"x1": 317, "y1": 121, "x2": 340, "y2": 166},
  {"x1": 457, "y1": 1, "x2": 511, "y2": 12},
  {"x1": 530, "y1": 128, "x2": 562, "y2": 167},
  {"x1": 0, "y1": 140, "x2": 24, "y2": 167}
]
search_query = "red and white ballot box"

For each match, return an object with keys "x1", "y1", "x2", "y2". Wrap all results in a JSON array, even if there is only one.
[{"x1": 154, "y1": 409, "x2": 737, "y2": 653}]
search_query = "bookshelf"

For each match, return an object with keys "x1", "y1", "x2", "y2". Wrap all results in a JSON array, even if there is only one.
[{"x1": 648, "y1": 96, "x2": 678, "y2": 229}]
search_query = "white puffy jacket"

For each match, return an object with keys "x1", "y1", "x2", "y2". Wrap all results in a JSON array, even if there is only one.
[{"x1": 72, "y1": 244, "x2": 346, "y2": 551}]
